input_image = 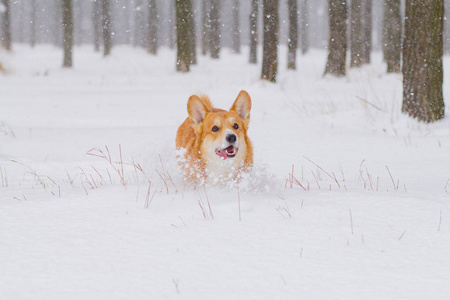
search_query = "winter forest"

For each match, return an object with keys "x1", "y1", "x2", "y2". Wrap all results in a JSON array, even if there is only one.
[{"x1": 1, "y1": 1, "x2": 450, "y2": 299}]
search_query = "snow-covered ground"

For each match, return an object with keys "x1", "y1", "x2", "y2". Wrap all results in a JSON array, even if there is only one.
[{"x1": 1, "y1": 44, "x2": 449, "y2": 300}]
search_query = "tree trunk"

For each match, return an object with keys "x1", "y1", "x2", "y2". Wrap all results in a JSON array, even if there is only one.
[
  {"x1": 187, "y1": 0, "x2": 196, "y2": 64},
  {"x1": 62, "y1": 0, "x2": 74, "y2": 68},
  {"x1": 176, "y1": 0, "x2": 191, "y2": 72},
  {"x1": 350, "y1": 0, "x2": 362, "y2": 68},
  {"x1": 300, "y1": 0, "x2": 309, "y2": 55},
  {"x1": 382, "y1": 0, "x2": 401, "y2": 73},
  {"x1": 92, "y1": 0, "x2": 101, "y2": 52},
  {"x1": 147, "y1": 0, "x2": 158, "y2": 55},
  {"x1": 261, "y1": 0, "x2": 279, "y2": 83},
  {"x1": 209, "y1": 0, "x2": 220, "y2": 59},
  {"x1": 445, "y1": 1, "x2": 450, "y2": 54},
  {"x1": 402, "y1": 0, "x2": 445, "y2": 122},
  {"x1": 102, "y1": 0, "x2": 112, "y2": 56},
  {"x1": 18, "y1": 0, "x2": 25, "y2": 43},
  {"x1": 1, "y1": 0, "x2": 12, "y2": 51},
  {"x1": 324, "y1": 0, "x2": 347, "y2": 76},
  {"x1": 287, "y1": 0, "x2": 298, "y2": 69},
  {"x1": 232, "y1": 0, "x2": 241, "y2": 53},
  {"x1": 361, "y1": 0, "x2": 371, "y2": 64},
  {"x1": 249, "y1": 0, "x2": 258, "y2": 64},
  {"x1": 201, "y1": 0, "x2": 209, "y2": 55},
  {"x1": 168, "y1": 0, "x2": 175, "y2": 49}
]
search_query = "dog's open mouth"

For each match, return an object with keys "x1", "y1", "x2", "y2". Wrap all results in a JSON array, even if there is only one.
[{"x1": 215, "y1": 145, "x2": 238, "y2": 160}]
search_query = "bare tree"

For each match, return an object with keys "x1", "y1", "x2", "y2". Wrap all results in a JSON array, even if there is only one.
[
  {"x1": 168, "y1": 0, "x2": 175, "y2": 49},
  {"x1": 324, "y1": 0, "x2": 347, "y2": 76},
  {"x1": 350, "y1": 0, "x2": 362, "y2": 68},
  {"x1": 261, "y1": 0, "x2": 279, "y2": 83},
  {"x1": 54, "y1": 0, "x2": 63, "y2": 47},
  {"x1": 62, "y1": 0, "x2": 74, "y2": 67},
  {"x1": 176, "y1": 0, "x2": 193, "y2": 72},
  {"x1": 382, "y1": 0, "x2": 401, "y2": 73},
  {"x1": 300, "y1": 0, "x2": 309, "y2": 55},
  {"x1": 402, "y1": 0, "x2": 445, "y2": 122},
  {"x1": 92, "y1": 0, "x2": 101, "y2": 52},
  {"x1": 187, "y1": 0, "x2": 196, "y2": 64},
  {"x1": 445, "y1": 0, "x2": 450, "y2": 54},
  {"x1": 201, "y1": 0, "x2": 209, "y2": 55},
  {"x1": 102, "y1": 0, "x2": 112, "y2": 56},
  {"x1": 18, "y1": 0, "x2": 25, "y2": 43},
  {"x1": 249, "y1": 0, "x2": 258, "y2": 64},
  {"x1": 1, "y1": 0, "x2": 11, "y2": 50},
  {"x1": 209, "y1": 0, "x2": 220, "y2": 59},
  {"x1": 361, "y1": 0, "x2": 371, "y2": 64},
  {"x1": 231, "y1": 0, "x2": 241, "y2": 53},
  {"x1": 147, "y1": 0, "x2": 158, "y2": 55},
  {"x1": 287, "y1": 0, "x2": 298, "y2": 69}
]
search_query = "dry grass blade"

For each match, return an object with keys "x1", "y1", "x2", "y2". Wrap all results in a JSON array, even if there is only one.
[
  {"x1": 398, "y1": 229, "x2": 407, "y2": 240},
  {"x1": 311, "y1": 170, "x2": 320, "y2": 189},
  {"x1": 386, "y1": 165, "x2": 398, "y2": 191},
  {"x1": 304, "y1": 156, "x2": 340, "y2": 188},
  {"x1": 87, "y1": 145, "x2": 127, "y2": 187}
]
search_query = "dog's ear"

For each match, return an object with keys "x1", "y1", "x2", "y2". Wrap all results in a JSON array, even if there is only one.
[
  {"x1": 230, "y1": 90, "x2": 252, "y2": 122},
  {"x1": 188, "y1": 95, "x2": 209, "y2": 124}
]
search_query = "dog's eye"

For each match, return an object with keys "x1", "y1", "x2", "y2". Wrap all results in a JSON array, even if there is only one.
[
  {"x1": 212, "y1": 126, "x2": 219, "y2": 132},
  {"x1": 233, "y1": 123, "x2": 239, "y2": 130}
]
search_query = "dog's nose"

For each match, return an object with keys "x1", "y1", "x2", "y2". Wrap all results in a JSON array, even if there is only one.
[{"x1": 226, "y1": 134, "x2": 237, "y2": 143}]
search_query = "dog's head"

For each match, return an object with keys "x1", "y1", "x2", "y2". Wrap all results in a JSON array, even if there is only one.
[{"x1": 187, "y1": 90, "x2": 251, "y2": 165}]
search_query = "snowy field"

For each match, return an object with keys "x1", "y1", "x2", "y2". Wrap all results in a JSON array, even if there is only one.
[{"x1": 1, "y1": 44, "x2": 449, "y2": 299}]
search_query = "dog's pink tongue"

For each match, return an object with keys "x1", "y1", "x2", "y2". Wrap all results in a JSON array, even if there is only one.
[{"x1": 217, "y1": 149, "x2": 228, "y2": 160}]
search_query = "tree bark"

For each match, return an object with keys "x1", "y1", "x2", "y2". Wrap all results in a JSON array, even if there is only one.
[
  {"x1": 361, "y1": 0, "x2": 371, "y2": 64},
  {"x1": 209, "y1": 0, "x2": 220, "y2": 59},
  {"x1": 1, "y1": 0, "x2": 12, "y2": 51},
  {"x1": 350, "y1": 0, "x2": 363, "y2": 68},
  {"x1": 324, "y1": 0, "x2": 347, "y2": 76},
  {"x1": 382, "y1": 0, "x2": 401, "y2": 73},
  {"x1": 287, "y1": 0, "x2": 298, "y2": 69},
  {"x1": 201, "y1": 0, "x2": 209, "y2": 55},
  {"x1": 402, "y1": 0, "x2": 445, "y2": 122},
  {"x1": 176, "y1": 0, "x2": 191, "y2": 72},
  {"x1": 18, "y1": 0, "x2": 25, "y2": 43},
  {"x1": 232, "y1": 0, "x2": 241, "y2": 53},
  {"x1": 168, "y1": 0, "x2": 175, "y2": 49},
  {"x1": 300, "y1": 0, "x2": 309, "y2": 55},
  {"x1": 261, "y1": 0, "x2": 279, "y2": 83},
  {"x1": 187, "y1": 0, "x2": 196, "y2": 64},
  {"x1": 445, "y1": 1, "x2": 450, "y2": 54},
  {"x1": 102, "y1": 0, "x2": 112, "y2": 56},
  {"x1": 249, "y1": 0, "x2": 258, "y2": 64},
  {"x1": 147, "y1": 0, "x2": 158, "y2": 55},
  {"x1": 62, "y1": 0, "x2": 74, "y2": 67}
]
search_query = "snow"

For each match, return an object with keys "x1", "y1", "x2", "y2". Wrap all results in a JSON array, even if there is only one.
[{"x1": 1, "y1": 44, "x2": 449, "y2": 299}]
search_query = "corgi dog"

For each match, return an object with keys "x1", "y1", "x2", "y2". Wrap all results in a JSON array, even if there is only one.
[{"x1": 176, "y1": 90, "x2": 253, "y2": 183}]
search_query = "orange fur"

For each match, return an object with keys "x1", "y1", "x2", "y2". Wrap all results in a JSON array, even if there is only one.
[{"x1": 176, "y1": 90, "x2": 253, "y2": 182}]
